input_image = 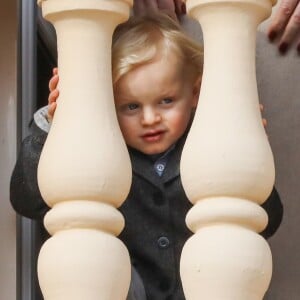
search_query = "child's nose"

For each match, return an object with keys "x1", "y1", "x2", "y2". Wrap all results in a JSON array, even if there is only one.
[{"x1": 141, "y1": 107, "x2": 161, "y2": 126}]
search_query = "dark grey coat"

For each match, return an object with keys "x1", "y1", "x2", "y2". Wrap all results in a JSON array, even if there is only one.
[{"x1": 10, "y1": 124, "x2": 283, "y2": 300}]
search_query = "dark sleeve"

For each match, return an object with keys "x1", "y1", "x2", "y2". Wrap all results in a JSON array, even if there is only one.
[
  {"x1": 260, "y1": 187, "x2": 283, "y2": 239},
  {"x1": 10, "y1": 124, "x2": 50, "y2": 220}
]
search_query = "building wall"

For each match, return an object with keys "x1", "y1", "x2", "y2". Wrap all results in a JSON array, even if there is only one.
[
  {"x1": 258, "y1": 6, "x2": 300, "y2": 300},
  {"x1": 0, "y1": 0, "x2": 17, "y2": 299}
]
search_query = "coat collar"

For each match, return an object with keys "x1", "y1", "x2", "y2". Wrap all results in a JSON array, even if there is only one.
[{"x1": 128, "y1": 133, "x2": 187, "y2": 186}]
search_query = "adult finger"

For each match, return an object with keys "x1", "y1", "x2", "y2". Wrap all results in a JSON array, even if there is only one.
[
  {"x1": 259, "y1": 104, "x2": 267, "y2": 127},
  {"x1": 48, "y1": 89, "x2": 59, "y2": 105},
  {"x1": 174, "y1": 0, "x2": 186, "y2": 16},
  {"x1": 268, "y1": 0, "x2": 299, "y2": 41},
  {"x1": 157, "y1": 0, "x2": 177, "y2": 20},
  {"x1": 52, "y1": 67, "x2": 58, "y2": 76},
  {"x1": 48, "y1": 74, "x2": 59, "y2": 92},
  {"x1": 260, "y1": 103, "x2": 264, "y2": 111},
  {"x1": 262, "y1": 118, "x2": 268, "y2": 128},
  {"x1": 133, "y1": 0, "x2": 158, "y2": 16},
  {"x1": 157, "y1": 0, "x2": 175, "y2": 11},
  {"x1": 47, "y1": 102, "x2": 57, "y2": 121},
  {"x1": 277, "y1": 3, "x2": 300, "y2": 53}
]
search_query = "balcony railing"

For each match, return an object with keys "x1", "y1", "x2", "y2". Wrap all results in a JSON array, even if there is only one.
[{"x1": 36, "y1": 0, "x2": 275, "y2": 299}]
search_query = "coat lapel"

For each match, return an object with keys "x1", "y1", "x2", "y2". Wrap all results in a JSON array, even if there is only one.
[
  {"x1": 128, "y1": 132, "x2": 187, "y2": 186},
  {"x1": 129, "y1": 147, "x2": 163, "y2": 188},
  {"x1": 161, "y1": 134, "x2": 186, "y2": 183}
]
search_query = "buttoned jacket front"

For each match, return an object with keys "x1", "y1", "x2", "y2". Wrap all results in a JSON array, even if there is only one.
[{"x1": 119, "y1": 136, "x2": 192, "y2": 300}]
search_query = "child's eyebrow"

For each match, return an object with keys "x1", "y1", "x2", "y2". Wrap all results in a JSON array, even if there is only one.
[{"x1": 115, "y1": 97, "x2": 138, "y2": 105}]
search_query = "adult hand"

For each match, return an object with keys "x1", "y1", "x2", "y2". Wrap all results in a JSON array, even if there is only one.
[
  {"x1": 268, "y1": 0, "x2": 300, "y2": 54},
  {"x1": 260, "y1": 104, "x2": 268, "y2": 128},
  {"x1": 48, "y1": 67, "x2": 59, "y2": 121},
  {"x1": 133, "y1": 0, "x2": 186, "y2": 21}
]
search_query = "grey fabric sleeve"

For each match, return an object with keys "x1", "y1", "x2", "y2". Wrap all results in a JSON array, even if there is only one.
[
  {"x1": 33, "y1": 105, "x2": 51, "y2": 133},
  {"x1": 10, "y1": 123, "x2": 50, "y2": 220}
]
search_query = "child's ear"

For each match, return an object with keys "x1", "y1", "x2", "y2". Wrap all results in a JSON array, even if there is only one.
[{"x1": 192, "y1": 76, "x2": 202, "y2": 108}]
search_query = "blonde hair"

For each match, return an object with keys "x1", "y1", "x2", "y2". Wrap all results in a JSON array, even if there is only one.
[{"x1": 112, "y1": 13, "x2": 204, "y2": 85}]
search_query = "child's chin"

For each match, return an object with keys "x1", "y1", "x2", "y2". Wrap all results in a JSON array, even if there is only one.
[
  {"x1": 141, "y1": 147, "x2": 168, "y2": 155},
  {"x1": 130, "y1": 142, "x2": 170, "y2": 155}
]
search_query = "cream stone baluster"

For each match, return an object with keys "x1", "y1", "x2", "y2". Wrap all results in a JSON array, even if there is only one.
[
  {"x1": 36, "y1": 0, "x2": 132, "y2": 299},
  {"x1": 180, "y1": 0, "x2": 276, "y2": 299}
]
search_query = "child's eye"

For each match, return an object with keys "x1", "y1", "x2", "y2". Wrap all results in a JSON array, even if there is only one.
[
  {"x1": 117, "y1": 102, "x2": 140, "y2": 114},
  {"x1": 127, "y1": 103, "x2": 139, "y2": 110},
  {"x1": 160, "y1": 98, "x2": 173, "y2": 104}
]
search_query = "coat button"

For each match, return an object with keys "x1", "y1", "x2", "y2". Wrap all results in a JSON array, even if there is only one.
[
  {"x1": 157, "y1": 236, "x2": 170, "y2": 249},
  {"x1": 156, "y1": 163, "x2": 165, "y2": 173}
]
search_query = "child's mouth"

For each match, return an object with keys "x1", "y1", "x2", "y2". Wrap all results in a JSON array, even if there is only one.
[{"x1": 141, "y1": 130, "x2": 165, "y2": 142}]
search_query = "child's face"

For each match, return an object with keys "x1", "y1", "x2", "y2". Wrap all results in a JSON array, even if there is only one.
[{"x1": 114, "y1": 52, "x2": 200, "y2": 155}]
